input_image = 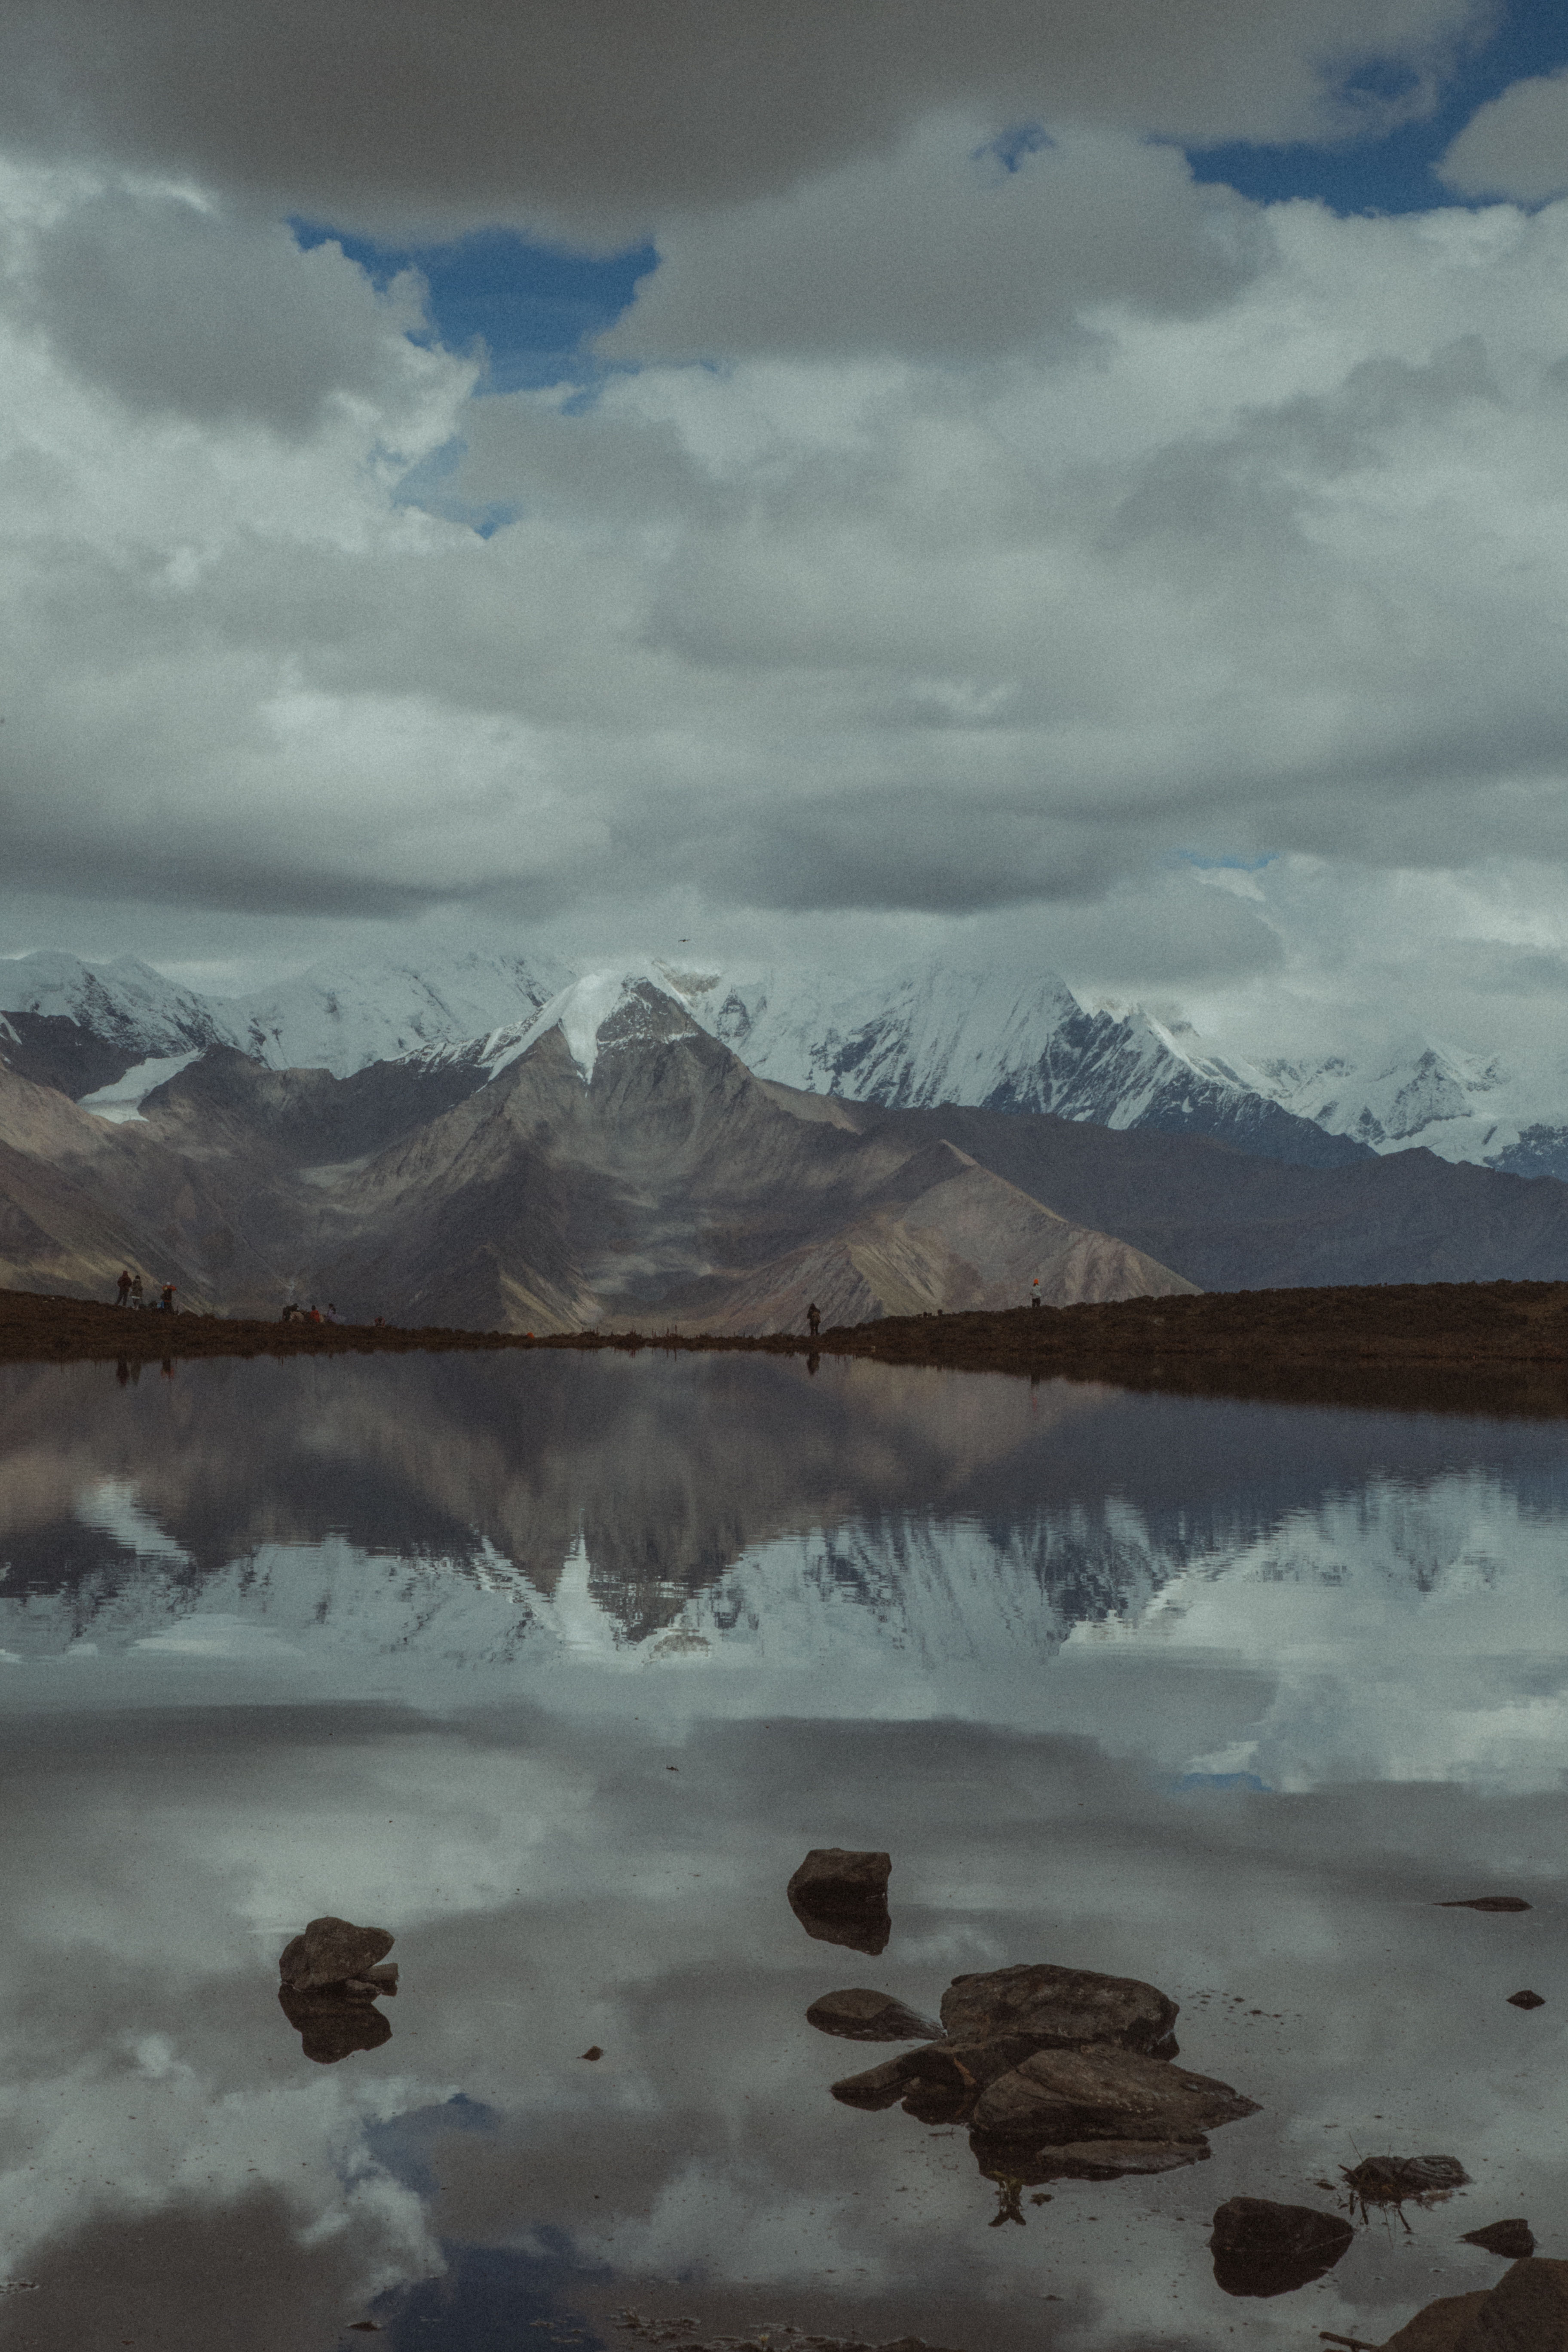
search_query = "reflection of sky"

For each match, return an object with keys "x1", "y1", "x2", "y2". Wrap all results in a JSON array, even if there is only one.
[{"x1": 0, "y1": 1355, "x2": 1565, "y2": 2350}]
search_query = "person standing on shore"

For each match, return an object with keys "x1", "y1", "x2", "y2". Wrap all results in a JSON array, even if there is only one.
[
  {"x1": 129, "y1": 1274, "x2": 144, "y2": 1309},
  {"x1": 158, "y1": 1281, "x2": 176, "y2": 1314},
  {"x1": 807, "y1": 1302, "x2": 821, "y2": 1337},
  {"x1": 115, "y1": 1269, "x2": 132, "y2": 1306}
]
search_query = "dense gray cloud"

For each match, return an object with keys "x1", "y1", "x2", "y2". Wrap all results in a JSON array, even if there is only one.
[
  {"x1": 0, "y1": 0, "x2": 1486, "y2": 239},
  {"x1": 599, "y1": 121, "x2": 1273, "y2": 362},
  {"x1": 1439, "y1": 65, "x2": 1568, "y2": 200},
  {"x1": 4, "y1": 5, "x2": 1568, "y2": 1067},
  {"x1": 14, "y1": 190, "x2": 423, "y2": 431}
]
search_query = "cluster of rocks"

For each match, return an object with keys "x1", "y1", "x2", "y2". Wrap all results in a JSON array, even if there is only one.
[
  {"x1": 278, "y1": 1916, "x2": 399, "y2": 2064},
  {"x1": 819, "y1": 1955, "x2": 1255, "y2": 2186}
]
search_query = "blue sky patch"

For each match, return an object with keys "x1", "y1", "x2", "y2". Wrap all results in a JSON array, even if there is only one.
[
  {"x1": 1186, "y1": 0, "x2": 1568, "y2": 215},
  {"x1": 292, "y1": 220, "x2": 655, "y2": 393}
]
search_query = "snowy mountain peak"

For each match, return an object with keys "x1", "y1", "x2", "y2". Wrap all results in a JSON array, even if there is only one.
[{"x1": 486, "y1": 967, "x2": 699, "y2": 1084}]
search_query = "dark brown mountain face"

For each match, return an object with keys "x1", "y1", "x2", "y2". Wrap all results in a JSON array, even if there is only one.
[{"x1": 9, "y1": 975, "x2": 1568, "y2": 1329}]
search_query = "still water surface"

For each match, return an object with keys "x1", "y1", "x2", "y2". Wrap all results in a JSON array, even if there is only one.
[{"x1": 0, "y1": 1349, "x2": 1564, "y2": 2350}]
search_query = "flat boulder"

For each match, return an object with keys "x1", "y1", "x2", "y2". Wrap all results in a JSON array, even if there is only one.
[
  {"x1": 788, "y1": 1850, "x2": 892, "y2": 1956},
  {"x1": 1505, "y1": 1989, "x2": 1545, "y2": 2009},
  {"x1": 1208, "y1": 2196, "x2": 1354, "y2": 2297},
  {"x1": 939, "y1": 1963, "x2": 1178, "y2": 2057},
  {"x1": 806, "y1": 1989, "x2": 940, "y2": 2042},
  {"x1": 969, "y1": 2044, "x2": 1257, "y2": 2147},
  {"x1": 830, "y1": 2053, "x2": 927, "y2": 2110},
  {"x1": 279, "y1": 1916, "x2": 395, "y2": 1990}
]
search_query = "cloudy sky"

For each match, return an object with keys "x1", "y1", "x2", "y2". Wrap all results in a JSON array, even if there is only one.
[{"x1": 4, "y1": 0, "x2": 1568, "y2": 1055}]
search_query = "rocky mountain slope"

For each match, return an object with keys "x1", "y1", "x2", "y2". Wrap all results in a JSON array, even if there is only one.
[
  {"x1": 9, "y1": 972, "x2": 1568, "y2": 1328},
  {"x1": 0, "y1": 978, "x2": 1193, "y2": 1328}
]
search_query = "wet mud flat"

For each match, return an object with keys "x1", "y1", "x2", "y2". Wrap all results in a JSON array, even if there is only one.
[{"x1": 7, "y1": 1281, "x2": 1568, "y2": 1421}]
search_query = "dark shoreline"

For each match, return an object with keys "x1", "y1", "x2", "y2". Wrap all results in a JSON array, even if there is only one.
[{"x1": 6, "y1": 1279, "x2": 1568, "y2": 1418}]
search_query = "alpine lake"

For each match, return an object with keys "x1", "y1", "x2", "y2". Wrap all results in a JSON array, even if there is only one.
[{"x1": 0, "y1": 1344, "x2": 1564, "y2": 2352}]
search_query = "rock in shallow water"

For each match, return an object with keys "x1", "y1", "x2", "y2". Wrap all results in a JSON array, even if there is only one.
[
  {"x1": 969, "y1": 2043, "x2": 1257, "y2": 2147},
  {"x1": 1382, "y1": 2256, "x2": 1568, "y2": 2350},
  {"x1": 279, "y1": 1916, "x2": 395, "y2": 1990},
  {"x1": 1207, "y1": 2195, "x2": 1354, "y2": 2297},
  {"x1": 1462, "y1": 2220, "x2": 1536, "y2": 2259},
  {"x1": 787, "y1": 1850, "x2": 892, "y2": 1956},
  {"x1": 805, "y1": 1989, "x2": 940, "y2": 2043},
  {"x1": 938, "y1": 1962, "x2": 1178, "y2": 2056}
]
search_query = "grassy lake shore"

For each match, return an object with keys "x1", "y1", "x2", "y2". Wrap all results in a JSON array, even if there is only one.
[{"x1": 5, "y1": 1279, "x2": 1568, "y2": 1418}]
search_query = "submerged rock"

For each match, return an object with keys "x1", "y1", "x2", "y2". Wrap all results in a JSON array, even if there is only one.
[
  {"x1": 1208, "y1": 2196, "x2": 1354, "y2": 2297},
  {"x1": 1382, "y1": 2255, "x2": 1568, "y2": 2350},
  {"x1": 939, "y1": 1963, "x2": 1178, "y2": 2057},
  {"x1": 805, "y1": 1989, "x2": 940, "y2": 2043},
  {"x1": 1462, "y1": 2220, "x2": 1536, "y2": 2259},
  {"x1": 1437, "y1": 1896, "x2": 1532, "y2": 1912},
  {"x1": 787, "y1": 1850, "x2": 892, "y2": 1956}
]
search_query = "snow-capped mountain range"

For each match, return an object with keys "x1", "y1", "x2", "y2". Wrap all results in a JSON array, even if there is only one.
[{"x1": 5, "y1": 940, "x2": 1568, "y2": 1178}]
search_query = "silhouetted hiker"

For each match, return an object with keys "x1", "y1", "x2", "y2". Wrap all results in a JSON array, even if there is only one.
[
  {"x1": 129, "y1": 1274, "x2": 144, "y2": 1308},
  {"x1": 281, "y1": 1302, "x2": 300, "y2": 1323},
  {"x1": 158, "y1": 1281, "x2": 176, "y2": 1314},
  {"x1": 807, "y1": 1302, "x2": 821, "y2": 1338},
  {"x1": 115, "y1": 1268, "x2": 132, "y2": 1307},
  {"x1": 1030, "y1": 1279, "x2": 1041, "y2": 1309}
]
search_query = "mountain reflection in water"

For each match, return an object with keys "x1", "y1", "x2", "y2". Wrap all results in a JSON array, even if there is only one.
[{"x1": 0, "y1": 1350, "x2": 1565, "y2": 2352}]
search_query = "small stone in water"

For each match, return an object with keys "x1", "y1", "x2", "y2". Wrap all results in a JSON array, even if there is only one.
[{"x1": 1507, "y1": 1989, "x2": 1546, "y2": 2009}]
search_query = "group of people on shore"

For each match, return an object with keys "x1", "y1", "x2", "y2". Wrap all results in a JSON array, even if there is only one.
[
  {"x1": 113, "y1": 1270, "x2": 176, "y2": 1313},
  {"x1": 280, "y1": 1301, "x2": 342, "y2": 1324}
]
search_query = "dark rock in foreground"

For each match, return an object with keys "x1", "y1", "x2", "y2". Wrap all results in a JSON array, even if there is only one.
[
  {"x1": 1462, "y1": 2219, "x2": 1536, "y2": 2259},
  {"x1": 1506, "y1": 1988, "x2": 1545, "y2": 2009},
  {"x1": 828, "y1": 1959, "x2": 1253, "y2": 2196},
  {"x1": 1208, "y1": 2195, "x2": 1354, "y2": 2297},
  {"x1": 278, "y1": 1915, "x2": 398, "y2": 2063},
  {"x1": 1344, "y1": 2154, "x2": 1468, "y2": 2209},
  {"x1": 940, "y1": 1961, "x2": 1178, "y2": 2056},
  {"x1": 969, "y1": 2043, "x2": 1256, "y2": 2147},
  {"x1": 805, "y1": 1989, "x2": 940, "y2": 2043},
  {"x1": 279, "y1": 1916, "x2": 395, "y2": 1991},
  {"x1": 787, "y1": 1850, "x2": 892, "y2": 1956},
  {"x1": 1381, "y1": 2255, "x2": 1568, "y2": 2349}
]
